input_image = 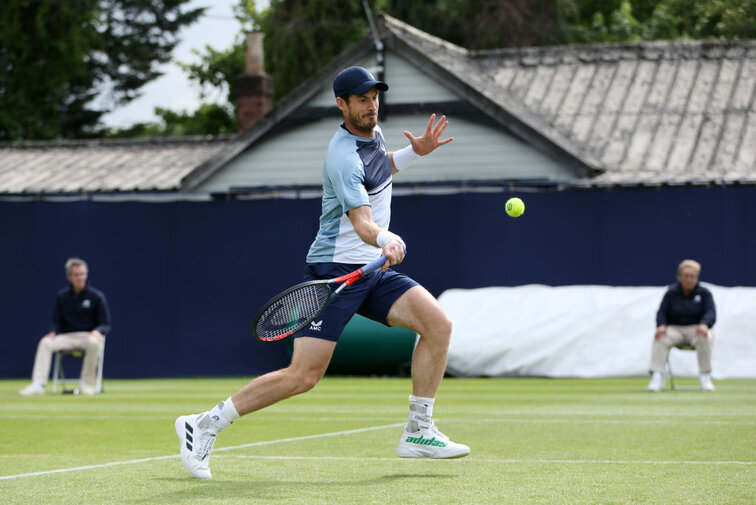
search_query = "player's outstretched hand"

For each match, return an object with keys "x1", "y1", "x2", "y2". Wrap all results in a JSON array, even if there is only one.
[{"x1": 403, "y1": 114, "x2": 453, "y2": 156}]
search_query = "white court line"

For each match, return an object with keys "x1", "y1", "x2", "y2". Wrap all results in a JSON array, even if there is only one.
[
  {"x1": 466, "y1": 418, "x2": 756, "y2": 426},
  {"x1": 0, "y1": 423, "x2": 403, "y2": 481},
  {"x1": 2, "y1": 415, "x2": 754, "y2": 426},
  {"x1": 3, "y1": 421, "x2": 754, "y2": 482},
  {"x1": 2, "y1": 415, "x2": 175, "y2": 421},
  {"x1": 227, "y1": 455, "x2": 756, "y2": 466}
]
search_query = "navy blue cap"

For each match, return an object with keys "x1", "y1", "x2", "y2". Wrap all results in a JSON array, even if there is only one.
[{"x1": 333, "y1": 66, "x2": 388, "y2": 97}]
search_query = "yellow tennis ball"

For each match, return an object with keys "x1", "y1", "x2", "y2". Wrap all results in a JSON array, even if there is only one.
[{"x1": 506, "y1": 197, "x2": 525, "y2": 218}]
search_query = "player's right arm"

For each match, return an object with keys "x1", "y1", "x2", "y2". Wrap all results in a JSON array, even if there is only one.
[{"x1": 346, "y1": 205, "x2": 405, "y2": 269}]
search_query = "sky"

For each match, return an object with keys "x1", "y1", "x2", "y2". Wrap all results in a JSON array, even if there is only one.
[{"x1": 101, "y1": 1, "x2": 262, "y2": 128}]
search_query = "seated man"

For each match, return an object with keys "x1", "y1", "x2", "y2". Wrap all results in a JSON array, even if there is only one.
[
  {"x1": 647, "y1": 259, "x2": 716, "y2": 392},
  {"x1": 19, "y1": 257, "x2": 111, "y2": 396}
]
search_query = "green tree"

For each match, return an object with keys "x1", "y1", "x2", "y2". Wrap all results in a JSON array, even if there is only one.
[
  {"x1": 0, "y1": 0, "x2": 203, "y2": 140},
  {"x1": 560, "y1": 0, "x2": 756, "y2": 43},
  {"x1": 259, "y1": 0, "x2": 370, "y2": 101},
  {"x1": 173, "y1": 36, "x2": 247, "y2": 134},
  {"x1": 106, "y1": 103, "x2": 236, "y2": 138},
  {"x1": 104, "y1": 0, "x2": 756, "y2": 138},
  {"x1": 118, "y1": 0, "x2": 262, "y2": 137},
  {"x1": 384, "y1": 0, "x2": 756, "y2": 47},
  {"x1": 144, "y1": 0, "x2": 372, "y2": 136},
  {"x1": 660, "y1": 0, "x2": 756, "y2": 39},
  {"x1": 384, "y1": 0, "x2": 565, "y2": 49}
]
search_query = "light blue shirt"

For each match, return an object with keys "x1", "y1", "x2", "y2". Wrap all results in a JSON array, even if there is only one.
[{"x1": 306, "y1": 124, "x2": 393, "y2": 264}]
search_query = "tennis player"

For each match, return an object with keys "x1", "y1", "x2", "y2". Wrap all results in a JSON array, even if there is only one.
[{"x1": 175, "y1": 66, "x2": 469, "y2": 479}]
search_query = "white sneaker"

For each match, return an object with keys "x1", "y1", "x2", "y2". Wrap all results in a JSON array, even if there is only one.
[
  {"x1": 647, "y1": 373, "x2": 664, "y2": 392},
  {"x1": 19, "y1": 383, "x2": 45, "y2": 396},
  {"x1": 79, "y1": 383, "x2": 96, "y2": 395},
  {"x1": 700, "y1": 374, "x2": 715, "y2": 391},
  {"x1": 175, "y1": 413, "x2": 217, "y2": 479},
  {"x1": 396, "y1": 422, "x2": 470, "y2": 459}
]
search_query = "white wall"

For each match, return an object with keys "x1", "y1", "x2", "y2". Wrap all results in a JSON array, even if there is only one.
[{"x1": 442, "y1": 284, "x2": 756, "y2": 379}]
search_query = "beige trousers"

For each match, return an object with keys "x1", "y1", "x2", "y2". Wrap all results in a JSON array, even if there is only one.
[
  {"x1": 31, "y1": 332, "x2": 104, "y2": 386},
  {"x1": 649, "y1": 325, "x2": 714, "y2": 374}
]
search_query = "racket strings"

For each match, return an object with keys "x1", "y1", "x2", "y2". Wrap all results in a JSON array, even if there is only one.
[{"x1": 255, "y1": 283, "x2": 331, "y2": 340}]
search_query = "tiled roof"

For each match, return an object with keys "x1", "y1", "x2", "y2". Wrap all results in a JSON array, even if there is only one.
[
  {"x1": 1, "y1": 15, "x2": 754, "y2": 195},
  {"x1": 382, "y1": 15, "x2": 756, "y2": 185},
  {"x1": 0, "y1": 136, "x2": 231, "y2": 194}
]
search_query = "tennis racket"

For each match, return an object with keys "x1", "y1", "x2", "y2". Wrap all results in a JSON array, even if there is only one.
[{"x1": 253, "y1": 255, "x2": 390, "y2": 342}]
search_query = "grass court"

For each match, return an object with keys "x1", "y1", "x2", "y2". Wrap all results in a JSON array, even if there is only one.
[{"x1": 2, "y1": 377, "x2": 755, "y2": 504}]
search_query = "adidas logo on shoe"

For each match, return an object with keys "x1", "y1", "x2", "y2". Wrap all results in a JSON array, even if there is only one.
[
  {"x1": 397, "y1": 424, "x2": 470, "y2": 459},
  {"x1": 404, "y1": 434, "x2": 448, "y2": 447}
]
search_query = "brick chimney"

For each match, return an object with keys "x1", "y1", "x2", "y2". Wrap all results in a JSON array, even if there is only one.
[{"x1": 236, "y1": 32, "x2": 273, "y2": 131}]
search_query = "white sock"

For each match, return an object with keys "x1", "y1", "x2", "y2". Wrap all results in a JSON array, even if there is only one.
[
  {"x1": 32, "y1": 381, "x2": 45, "y2": 389},
  {"x1": 207, "y1": 397, "x2": 239, "y2": 432},
  {"x1": 408, "y1": 395, "x2": 435, "y2": 432},
  {"x1": 651, "y1": 371, "x2": 663, "y2": 381},
  {"x1": 221, "y1": 396, "x2": 240, "y2": 422}
]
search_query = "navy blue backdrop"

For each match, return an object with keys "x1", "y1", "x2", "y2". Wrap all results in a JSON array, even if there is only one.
[{"x1": 1, "y1": 185, "x2": 754, "y2": 378}]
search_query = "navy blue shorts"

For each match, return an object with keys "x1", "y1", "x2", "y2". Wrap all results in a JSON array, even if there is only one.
[{"x1": 291, "y1": 262, "x2": 419, "y2": 342}]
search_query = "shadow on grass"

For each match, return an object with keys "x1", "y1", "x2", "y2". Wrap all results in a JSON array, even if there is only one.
[{"x1": 146, "y1": 473, "x2": 456, "y2": 503}]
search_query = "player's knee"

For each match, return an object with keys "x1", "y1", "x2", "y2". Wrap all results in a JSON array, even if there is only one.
[
  {"x1": 429, "y1": 313, "x2": 453, "y2": 342},
  {"x1": 439, "y1": 314, "x2": 453, "y2": 337},
  {"x1": 420, "y1": 311, "x2": 453, "y2": 337},
  {"x1": 418, "y1": 314, "x2": 452, "y2": 350},
  {"x1": 294, "y1": 373, "x2": 320, "y2": 394},
  {"x1": 286, "y1": 368, "x2": 322, "y2": 394}
]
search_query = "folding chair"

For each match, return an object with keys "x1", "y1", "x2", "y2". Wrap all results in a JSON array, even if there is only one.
[
  {"x1": 51, "y1": 345, "x2": 105, "y2": 394},
  {"x1": 665, "y1": 344, "x2": 697, "y2": 390}
]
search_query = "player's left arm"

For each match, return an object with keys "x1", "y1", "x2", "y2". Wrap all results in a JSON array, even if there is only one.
[
  {"x1": 346, "y1": 205, "x2": 404, "y2": 269},
  {"x1": 389, "y1": 113, "x2": 453, "y2": 174}
]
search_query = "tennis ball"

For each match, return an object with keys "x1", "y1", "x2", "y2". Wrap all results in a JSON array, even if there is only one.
[{"x1": 505, "y1": 197, "x2": 525, "y2": 218}]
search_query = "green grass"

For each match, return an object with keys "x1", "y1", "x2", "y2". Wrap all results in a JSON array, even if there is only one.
[{"x1": 1, "y1": 377, "x2": 754, "y2": 504}]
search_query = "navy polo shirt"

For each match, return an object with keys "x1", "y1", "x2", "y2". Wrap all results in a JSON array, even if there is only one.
[
  {"x1": 50, "y1": 284, "x2": 112, "y2": 335},
  {"x1": 656, "y1": 282, "x2": 716, "y2": 328}
]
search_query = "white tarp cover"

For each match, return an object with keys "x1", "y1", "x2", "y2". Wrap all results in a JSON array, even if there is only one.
[{"x1": 443, "y1": 284, "x2": 756, "y2": 379}]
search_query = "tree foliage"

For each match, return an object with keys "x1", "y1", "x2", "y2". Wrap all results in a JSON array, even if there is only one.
[
  {"x1": 384, "y1": 0, "x2": 565, "y2": 49},
  {"x1": 106, "y1": 103, "x2": 236, "y2": 137},
  {"x1": 250, "y1": 0, "x2": 756, "y2": 103},
  {"x1": 109, "y1": 0, "x2": 756, "y2": 138},
  {"x1": 0, "y1": 0, "x2": 202, "y2": 140},
  {"x1": 6, "y1": 0, "x2": 754, "y2": 139},
  {"x1": 179, "y1": 44, "x2": 246, "y2": 111},
  {"x1": 561, "y1": 0, "x2": 756, "y2": 43},
  {"x1": 136, "y1": 0, "x2": 372, "y2": 136},
  {"x1": 258, "y1": 0, "x2": 370, "y2": 101}
]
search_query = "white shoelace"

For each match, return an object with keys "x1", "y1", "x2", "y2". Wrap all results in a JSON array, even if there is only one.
[
  {"x1": 410, "y1": 419, "x2": 449, "y2": 441},
  {"x1": 193, "y1": 415, "x2": 218, "y2": 460},
  {"x1": 425, "y1": 422, "x2": 449, "y2": 441},
  {"x1": 194, "y1": 433, "x2": 216, "y2": 460}
]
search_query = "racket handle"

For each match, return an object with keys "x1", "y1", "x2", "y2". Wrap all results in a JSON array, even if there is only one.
[
  {"x1": 362, "y1": 246, "x2": 407, "y2": 275},
  {"x1": 362, "y1": 255, "x2": 388, "y2": 275}
]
